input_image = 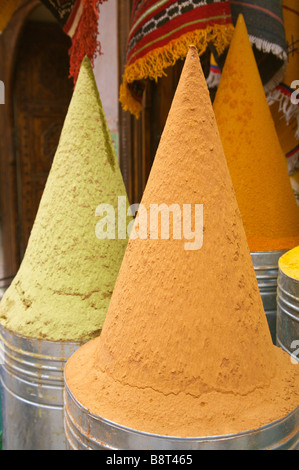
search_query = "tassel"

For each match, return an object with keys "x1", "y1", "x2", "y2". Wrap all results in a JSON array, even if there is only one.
[
  {"x1": 206, "y1": 53, "x2": 222, "y2": 89},
  {"x1": 287, "y1": 145, "x2": 299, "y2": 175},
  {"x1": 67, "y1": 0, "x2": 108, "y2": 84},
  {"x1": 268, "y1": 84, "x2": 299, "y2": 139},
  {"x1": 120, "y1": 24, "x2": 234, "y2": 118}
]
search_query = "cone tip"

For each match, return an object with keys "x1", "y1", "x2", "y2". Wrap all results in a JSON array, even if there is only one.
[
  {"x1": 187, "y1": 45, "x2": 199, "y2": 60},
  {"x1": 188, "y1": 44, "x2": 198, "y2": 53},
  {"x1": 82, "y1": 55, "x2": 92, "y2": 68},
  {"x1": 235, "y1": 13, "x2": 246, "y2": 28}
]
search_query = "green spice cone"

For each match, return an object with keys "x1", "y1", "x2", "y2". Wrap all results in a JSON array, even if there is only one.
[{"x1": 0, "y1": 57, "x2": 131, "y2": 342}]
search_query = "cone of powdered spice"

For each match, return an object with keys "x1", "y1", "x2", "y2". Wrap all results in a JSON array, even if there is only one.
[
  {"x1": 213, "y1": 15, "x2": 299, "y2": 253},
  {"x1": 0, "y1": 57, "x2": 131, "y2": 343},
  {"x1": 65, "y1": 46, "x2": 299, "y2": 438},
  {"x1": 279, "y1": 246, "x2": 299, "y2": 280}
]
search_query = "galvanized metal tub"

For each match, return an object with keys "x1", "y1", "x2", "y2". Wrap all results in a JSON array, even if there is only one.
[
  {"x1": 277, "y1": 267, "x2": 299, "y2": 362},
  {"x1": 0, "y1": 325, "x2": 81, "y2": 450},
  {"x1": 251, "y1": 251, "x2": 287, "y2": 343},
  {"x1": 0, "y1": 276, "x2": 12, "y2": 449},
  {"x1": 64, "y1": 382, "x2": 299, "y2": 450}
]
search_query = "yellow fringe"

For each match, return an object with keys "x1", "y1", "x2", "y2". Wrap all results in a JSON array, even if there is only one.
[{"x1": 120, "y1": 24, "x2": 234, "y2": 118}]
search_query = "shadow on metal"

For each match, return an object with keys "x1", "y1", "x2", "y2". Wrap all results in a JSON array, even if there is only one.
[
  {"x1": 0, "y1": 326, "x2": 81, "y2": 450},
  {"x1": 251, "y1": 251, "x2": 287, "y2": 343},
  {"x1": 277, "y1": 267, "x2": 299, "y2": 363}
]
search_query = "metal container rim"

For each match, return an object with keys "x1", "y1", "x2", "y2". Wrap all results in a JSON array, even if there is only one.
[
  {"x1": 251, "y1": 250, "x2": 288, "y2": 271},
  {"x1": 250, "y1": 250, "x2": 288, "y2": 255},
  {"x1": 64, "y1": 380, "x2": 299, "y2": 443},
  {"x1": 278, "y1": 267, "x2": 299, "y2": 285},
  {"x1": 0, "y1": 326, "x2": 82, "y2": 361}
]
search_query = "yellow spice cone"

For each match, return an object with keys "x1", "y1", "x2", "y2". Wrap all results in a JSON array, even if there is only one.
[
  {"x1": 279, "y1": 246, "x2": 299, "y2": 280},
  {"x1": 0, "y1": 57, "x2": 131, "y2": 342},
  {"x1": 0, "y1": 0, "x2": 21, "y2": 33},
  {"x1": 65, "y1": 47, "x2": 299, "y2": 438},
  {"x1": 213, "y1": 14, "x2": 299, "y2": 253}
]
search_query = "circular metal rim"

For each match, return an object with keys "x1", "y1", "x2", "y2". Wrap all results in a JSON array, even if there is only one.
[
  {"x1": 278, "y1": 267, "x2": 299, "y2": 287},
  {"x1": 0, "y1": 325, "x2": 83, "y2": 360},
  {"x1": 64, "y1": 380, "x2": 299, "y2": 450},
  {"x1": 250, "y1": 250, "x2": 287, "y2": 287}
]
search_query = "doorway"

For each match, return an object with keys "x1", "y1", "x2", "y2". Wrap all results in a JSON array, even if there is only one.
[
  {"x1": 0, "y1": 1, "x2": 73, "y2": 286},
  {"x1": 14, "y1": 10, "x2": 73, "y2": 257}
]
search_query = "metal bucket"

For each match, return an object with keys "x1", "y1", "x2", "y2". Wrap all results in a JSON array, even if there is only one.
[
  {"x1": 0, "y1": 279, "x2": 12, "y2": 450},
  {"x1": 64, "y1": 382, "x2": 299, "y2": 450},
  {"x1": 0, "y1": 381, "x2": 2, "y2": 450},
  {"x1": 277, "y1": 268, "x2": 299, "y2": 362},
  {"x1": 251, "y1": 251, "x2": 287, "y2": 343},
  {"x1": 0, "y1": 325, "x2": 81, "y2": 450}
]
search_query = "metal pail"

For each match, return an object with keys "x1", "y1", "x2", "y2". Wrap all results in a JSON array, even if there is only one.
[
  {"x1": 0, "y1": 363, "x2": 1, "y2": 450},
  {"x1": 0, "y1": 326, "x2": 81, "y2": 450},
  {"x1": 276, "y1": 268, "x2": 299, "y2": 362},
  {"x1": 0, "y1": 277, "x2": 12, "y2": 450},
  {"x1": 251, "y1": 251, "x2": 287, "y2": 343},
  {"x1": 64, "y1": 382, "x2": 299, "y2": 450}
]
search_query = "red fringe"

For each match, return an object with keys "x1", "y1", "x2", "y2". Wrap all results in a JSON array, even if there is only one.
[{"x1": 68, "y1": 0, "x2": 108, "y2": 84}]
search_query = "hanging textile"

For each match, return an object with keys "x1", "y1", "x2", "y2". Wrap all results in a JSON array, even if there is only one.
[
  {"x1": 120, "y1": 0, "x2": 234, "y2": 118},
  {"x1": 228, "y1": 0, "x2": 287, "y2": 93},
  {"x1": 40, "y1": 0, "x2": 107, "y2": 83},
  {"x1": 205, "y1": 1, "x2": 299, "y2": 179},
  {"x1": 39, "y1": 0, "x2": 78, "y2": 27},
  {"x1": 269, "y1": 0, "x2": 299, "y2": 203},
  {"x1": 206, "y1": 51, "x2": 222, "y2": 88},
  {"x1": 207, "y1": 0, "x2": 288, "y2": 93},
  {"x1": 0, "y1": 0, "x2": 22, "y2": 33},
  {"x1": 269, "y1": 0, "x2": 299, "y2": 138}
]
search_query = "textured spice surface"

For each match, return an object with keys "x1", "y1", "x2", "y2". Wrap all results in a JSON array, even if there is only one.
[
  {"x1": 65, "y1": 47, "x2": 299, "y2": 438},
  {"x1": 213, "y1": 15, "x2": 299, "y2": 253},
  {"x1": 279, "y1": 246, "x2": 299, "y2": 280},
  {"x1": 0, "y1": 57, "x2": 130, "y2": 342}
]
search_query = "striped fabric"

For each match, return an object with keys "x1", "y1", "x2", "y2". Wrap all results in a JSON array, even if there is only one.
[
  {"x1": 40, "y1": 0, "x2": 78, "y2": 28},
  {"x1": 229, "y1": 0, "x2": 287, "y2": 92},
  {"x1": 39, "y1": 0, "x2": 83, "y2": 39},
  {"x1": 120, "y1": 0, "x2": 234, "y2": 118},
  {"x1": 63, "y1": 0, "x2": 83, "y2": 38}
]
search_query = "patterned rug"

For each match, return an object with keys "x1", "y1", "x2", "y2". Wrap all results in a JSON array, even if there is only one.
[
  {"x1": 120, "y1": 0, "x2": 234, "y2": 118},
  {"x1": 39, "y1": 0, "x2": 78, "y2": 27}
]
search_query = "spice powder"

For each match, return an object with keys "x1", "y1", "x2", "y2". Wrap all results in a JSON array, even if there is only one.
[
  {"x1": 0, "y1": 57, "x2": 130, "y2": 342},
  {"x1": 279, "y1": 246, "x2": 299, "y2": 280},
  {"x1": 65, "y1": 46, "x2": 299, "y2": 438},
  {"x1": 213, "y1": 15, "x2": 299, "y2": 253}
]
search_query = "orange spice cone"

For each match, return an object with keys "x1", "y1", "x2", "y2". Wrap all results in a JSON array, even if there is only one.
[
  {"x1": 213, "y1": 14, "x2": 299, "y2": 253},
  {"x1": 65, "y1": 46, "x2": 299, "y2": 439}
]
